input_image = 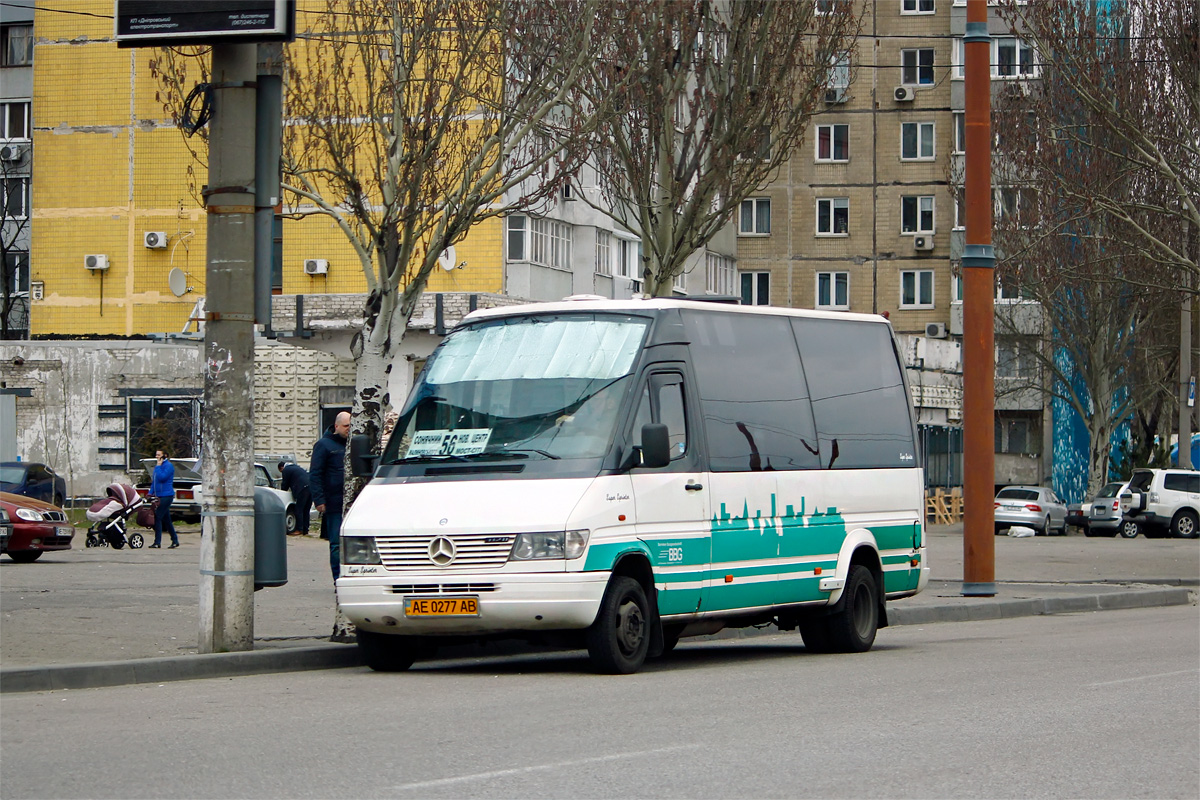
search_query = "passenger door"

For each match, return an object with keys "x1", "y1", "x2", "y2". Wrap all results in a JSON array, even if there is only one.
[{"x1": 630, "y1": 370, "x2": 709, "y2": 618}]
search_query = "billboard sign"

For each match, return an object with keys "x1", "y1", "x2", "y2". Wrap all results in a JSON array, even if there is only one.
[{"x1": 115, "y1": 1, "x2": 294, "y2": 46}]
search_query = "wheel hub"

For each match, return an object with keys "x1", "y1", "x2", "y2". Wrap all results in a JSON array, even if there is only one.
[{"x1": 615, "y1": 599, "x2": 645, "y2": 656}]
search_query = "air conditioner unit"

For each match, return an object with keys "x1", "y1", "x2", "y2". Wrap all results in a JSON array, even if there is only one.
[
  {"x1": 914, "y1": 235, "x2": 935, "y2": 251},
  {"x1": 143, "y1": 231, "x2": 168, "y2": 249},
  {"x1": 824, "y1": 87, "x2": 847, "y2": 104},
  {"x1": 304, "y1": 258, "x2": 328, "y2": 275},
  {"x1": 925, "y1": 322, "x2": 948, "y2": 339},
  {"x1": 84, "y1": 254, "x2": 109, "y2": 271},
  {"x1": 0, "y1": 144, "x2": 21, "y2": 162},
  {"x1": 895, "y1": 86, "x2": 916, "y2": 102}
]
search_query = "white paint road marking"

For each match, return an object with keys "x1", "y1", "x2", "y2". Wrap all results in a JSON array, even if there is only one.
[
  {"x1": 391, "y1": 744, "x2": 701, "y2": 791},
  {"x1": 1087, "y1": 669, "x2": 1198, "y2": 688}
]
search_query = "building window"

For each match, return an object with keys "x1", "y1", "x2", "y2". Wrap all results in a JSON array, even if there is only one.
[
  {"x1": 816, "y1": 271, "x2": 849, "y2": 309},
  {"x1": 997, "y1": 337, "x2": 1039, "y2": 379},
  {"x1": 816, "y1": 0, "x2": 851, "y2": 13},
  {"x1": 507, "y1": 215, "x2": 526, "y2": 261},
  {"x1": 951, "y1": 264, "x2": 963, "y2": 301},
  {"x1": 529, "y1": 217, "x2": 572, "y2": 269},
  {"x1": 902, "y1": 0, "x2": 935, "y2": 12},
  {"x1": 2, "y1": 101, "x2": 30, "y2": 140},
  {"x1": 995, "y1": 186, "x2": 1037, "y2": 224},
  {"x1": 952, "y1": 38, "x2": 965, "y2": 80},
  {"x1": 706, "y1": 252, "x2": 736, "y2": 296},
  {"x1": 616, "y1": 238, "x2": 639, "y2": 279},
  {"x1": 953, "y1": 186, "x2": 965, "y2": 229},
  {"x1": 127, "y1": 396, "x2": 201, "y2": 469},
  {"x1": 595, "y1": 229, "x2": 612, "y2": 277},
  {"x1": 816, "y1": 124, "x2": 849, "y2": 162},
  {"x1": 953, "y1": 112, "x2": 965, "y2": 153},
  {"x1": 901, "y1": 121, "x2": 936, "y2": 160},
  {"x1": 816, "y1": 197, "x2": 849, "y2": 235},
  {"x1": 900, "y1": 269, "x2": 934, "y2": 308},
  {"x1": 901, "y1": 48, "x2": 935, "y2": 85},
  {"x1": 995, "y1": 412, "x2": 1040, "y2": 455},
  {"x1": 901, "y1": 195, "x2": 935, "y2": 234},
  {"x1": 1, "y1": 25, "x2": 33, "y2": 68},
  {"x1": 739, "y1": 198, "x2": 771, "y2": 235},
  {"x1": 828, "y1": 52, "x2": 852, "y2": 91},
  {"x1": 4, "y1": 250, "x2": 28, "y2": 294},
  {"x1": 997, "y1": 271, "x2": 1031, "y2": 301},
  {"x1": 2, "y1": 177, "x2": 29, "y2": 219},
  {"x1": 740, "y1": 271, "x2": 770, "y2": 306},
  {"x1": 994, "y1": 37, "x2": 1037, "y2": 78}
]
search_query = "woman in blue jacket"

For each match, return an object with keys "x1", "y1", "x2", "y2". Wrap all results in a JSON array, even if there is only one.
[{"x1": 149, "y1": 449, "x2": 179, "y2": 548}]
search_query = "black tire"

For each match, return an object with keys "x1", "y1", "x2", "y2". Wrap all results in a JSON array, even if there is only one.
[
  {"x1": 1084, "y1": 526, "x2": 1107, "y2": 538},
  {"x1": 285, "y1": 507, "x2": 298, "y2": 534},
  {"x1": 356, "y1": 629, "x2": 418, "y2": 672},
  {"x1": 586, "y1": 576, "x2": 651, "y2": 674},
  {"x1": 1119, "y1": 520, "x2": 1140, "y2": 539},
  {"x1": 798, "y1": 617, "x2": 834, "y2": 653},
  {"x1": 128, "y1": 532, "x2": 145, "y2": 549},
  {"x1": 825, "y1": 565, "x2": 879, "y2": 653},
  {"x1": 1040, "y1": 516, "x2": 1051, "y2": 536},
  {"x1": 1170, "y1": 509, "x2": 1199, "y2": 539},
  {"x1": 7, "y1": 550, "x2": 43, "y2": 563}
]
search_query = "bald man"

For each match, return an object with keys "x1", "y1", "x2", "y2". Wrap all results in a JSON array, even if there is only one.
[{"x1": 310, "y1": 411, "x2": 350, "y2": 580}]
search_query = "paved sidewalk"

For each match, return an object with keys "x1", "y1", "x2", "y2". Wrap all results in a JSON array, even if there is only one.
[{"x1": 2, "y1": 525, "x2": 1196, "y2": 692}]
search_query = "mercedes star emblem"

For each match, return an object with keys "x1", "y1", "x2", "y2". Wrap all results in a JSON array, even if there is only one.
[{"x1": 428, "y1": 536, "x2": 456, "y2": 566}]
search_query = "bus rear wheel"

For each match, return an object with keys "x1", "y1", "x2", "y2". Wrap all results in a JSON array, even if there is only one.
[{"x1": 826, "y1": 565, "x2": 879, "y2": 653}]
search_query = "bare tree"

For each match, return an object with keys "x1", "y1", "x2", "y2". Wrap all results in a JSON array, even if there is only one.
[
  {"x1": 995, "y1": 0, "x2": 1198, "y2": 294},
  {"x1": 153, "y1": 0, "x2": 619, "y2": 451},
  {"x1": 985, "y1": 22, "x2": 1183, "y2": 497},
  {"x1": 577, "y1": 0, "x2": 861, "y2": 297}
]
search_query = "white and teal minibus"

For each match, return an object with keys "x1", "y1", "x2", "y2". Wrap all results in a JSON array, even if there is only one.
[{"x1": 338, "y1": 298, "x2": 928, "y2": 673}]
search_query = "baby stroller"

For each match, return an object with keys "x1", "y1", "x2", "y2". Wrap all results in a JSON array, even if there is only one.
[{"x1": 85, "y1": 483, "x2": 147, "y2": 549}]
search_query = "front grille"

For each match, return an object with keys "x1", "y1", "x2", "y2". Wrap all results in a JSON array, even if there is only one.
[
  {"x1": 42, "y1": 511, "x2": 67, "y2": 523},
  {"x1": 387, "y1": 583, "x2": 499, "y2": 595},
  {"x1": 376, "y1": 533, "x2": 515, "y2": 570}
]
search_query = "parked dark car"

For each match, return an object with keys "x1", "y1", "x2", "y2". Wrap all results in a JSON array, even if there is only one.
[
  {"x1": 0, "y1": 462, "x2": 67, "y2": 507},
  {"x1": 0, "y1": 491, "x2": 75, "y2": 562}
]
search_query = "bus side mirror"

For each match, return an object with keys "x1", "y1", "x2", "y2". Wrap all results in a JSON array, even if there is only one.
[
  {"x1": 350, "y1": 434, "x2": 379, "y2": 478},
  {"x1": 640, "y1": 424, "x2": 671, "y2": 469}
]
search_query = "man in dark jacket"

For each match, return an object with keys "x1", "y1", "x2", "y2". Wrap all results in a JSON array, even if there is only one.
[
  {"x1": 279, "y1": 460, "x2": 312, "y2": 536},
  {"x1": 310, "y1": 411, "x2": 349, "y2": 579}
]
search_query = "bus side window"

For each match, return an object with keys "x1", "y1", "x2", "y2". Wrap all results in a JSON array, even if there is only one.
[{"x1": 633, "y1": 374, "x2": 688, "y2": 460}]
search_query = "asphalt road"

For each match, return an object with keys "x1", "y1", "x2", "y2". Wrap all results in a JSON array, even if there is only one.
[{"x1": 2, "y1": 606, "x2": 1197, "y2": 799}]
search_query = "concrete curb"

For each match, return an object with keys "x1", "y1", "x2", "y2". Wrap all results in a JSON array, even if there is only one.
[{"x1": 1, "y1": 586, "x2": 1194, "y2": 694}]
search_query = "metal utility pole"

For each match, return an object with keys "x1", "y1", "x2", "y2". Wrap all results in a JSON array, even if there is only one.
[
  {"x1": 1181, "y1": 260, "x2": 1193, "y2": 470},
  {"x1": 961, "y1": 0, "x2": 995, "y2": 596},
  {"x1": 199, "y1": 44, "x2": 258, "y2": 653}
]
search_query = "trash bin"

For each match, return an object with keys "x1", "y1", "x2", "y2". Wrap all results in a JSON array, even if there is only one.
[{"x1": 254, "y1": 486, "x2": 288, "y2": 590}]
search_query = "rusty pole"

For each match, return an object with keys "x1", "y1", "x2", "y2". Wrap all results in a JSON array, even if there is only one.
[{"x1": 961, "y1": 0, "x2": 995, "y2": 596}]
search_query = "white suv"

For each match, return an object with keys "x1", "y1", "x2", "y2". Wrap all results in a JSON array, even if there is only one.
[{"x1": 1120, "y1": 468, "x2": 1200, "y2": 539}]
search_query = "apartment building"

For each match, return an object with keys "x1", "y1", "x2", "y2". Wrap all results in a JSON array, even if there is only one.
[
  {"x1": 1, "y1": 1, "x2": 33, "y2": 341},
  {"x1": 742, "y1": 0, "x2": 1051, "y2": 491}
]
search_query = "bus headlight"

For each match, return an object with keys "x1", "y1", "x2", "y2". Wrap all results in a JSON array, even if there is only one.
[
  {"x1": 341, "y1": 536, "x2": 382, "y2": 565},
  {"x1": 510, "y1": 530, "x2": 590, "y2": 561}
]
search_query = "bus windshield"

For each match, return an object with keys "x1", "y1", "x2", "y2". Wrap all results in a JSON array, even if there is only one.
[{"x1": 382, "y1": 313, "x2": 651, "y2": 463}]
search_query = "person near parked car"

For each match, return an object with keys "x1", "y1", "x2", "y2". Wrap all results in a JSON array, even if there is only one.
[
  {"x1": 310, "y1": 412, "x2": 349, "y2": 579},
  {"x1": 149, "y1": 449, "x2": 179, "y2": 549},
  {"x1": 279, "y1": 460, "x2": 312, "y2": 536}
]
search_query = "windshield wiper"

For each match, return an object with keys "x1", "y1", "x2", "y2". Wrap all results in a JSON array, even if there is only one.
[{"x1": 500, "y1": 448, "x2": 560, "y2": 460}]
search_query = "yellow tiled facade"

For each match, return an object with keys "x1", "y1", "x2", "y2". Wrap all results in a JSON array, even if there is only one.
[{"x1": 29, "y1": 1, "x2": 504, "y2": 337}]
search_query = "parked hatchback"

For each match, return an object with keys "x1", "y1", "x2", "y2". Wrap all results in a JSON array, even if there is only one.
[
  {"x1": 994, "y1": 486, "x2": 1068, "y2": 535},
  {"x1": 0, "y1": 491, "x2": 75, "y2": 562},
  {"x1": 0, "y1": 462, "x2": 67, "y2": 507},
  {"x1": 1087, "y1": 482, "x2": 1140, "y2": 538}
]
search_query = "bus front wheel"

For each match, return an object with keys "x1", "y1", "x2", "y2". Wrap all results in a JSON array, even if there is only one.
[
  {"x1": 586, "y1": 576, "x2": 650, "y2": 674},
  {"x1": 825, "y1": 565, "x2": 879, "y2": 653}
]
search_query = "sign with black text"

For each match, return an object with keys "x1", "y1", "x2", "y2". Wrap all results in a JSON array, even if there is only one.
[{"x1": 115, "y1": 0, "x2": 294, "y2": 46}]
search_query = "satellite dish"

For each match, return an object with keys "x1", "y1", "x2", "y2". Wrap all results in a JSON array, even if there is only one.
[
  {"x1": 168, "y1": 267, "x2": 190, "y2": 297},
  {"x1": 438, "y1": 246, "x2": 457, "y2": 271}
]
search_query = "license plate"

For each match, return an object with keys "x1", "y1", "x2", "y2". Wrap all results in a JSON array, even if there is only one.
[
  {"x1": 1004, "y1": 504, "x2": 1022, "y2": 511},
  {"x1": 405, "y1": 596, "x2": 479, "y2": 617}
]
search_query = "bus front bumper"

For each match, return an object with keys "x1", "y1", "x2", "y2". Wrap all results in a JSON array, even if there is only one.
[{"x1": 337, "y1": 571, "x2": 611, "y2": 636}]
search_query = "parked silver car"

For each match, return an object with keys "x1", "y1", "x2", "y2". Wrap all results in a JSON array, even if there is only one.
[
  {"x1": 994, "y1": 486, "x2": 1068, "y2": 535},
  {"x1": 1086, "y1": 482, "x2": 1140, "y2": 538}
]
